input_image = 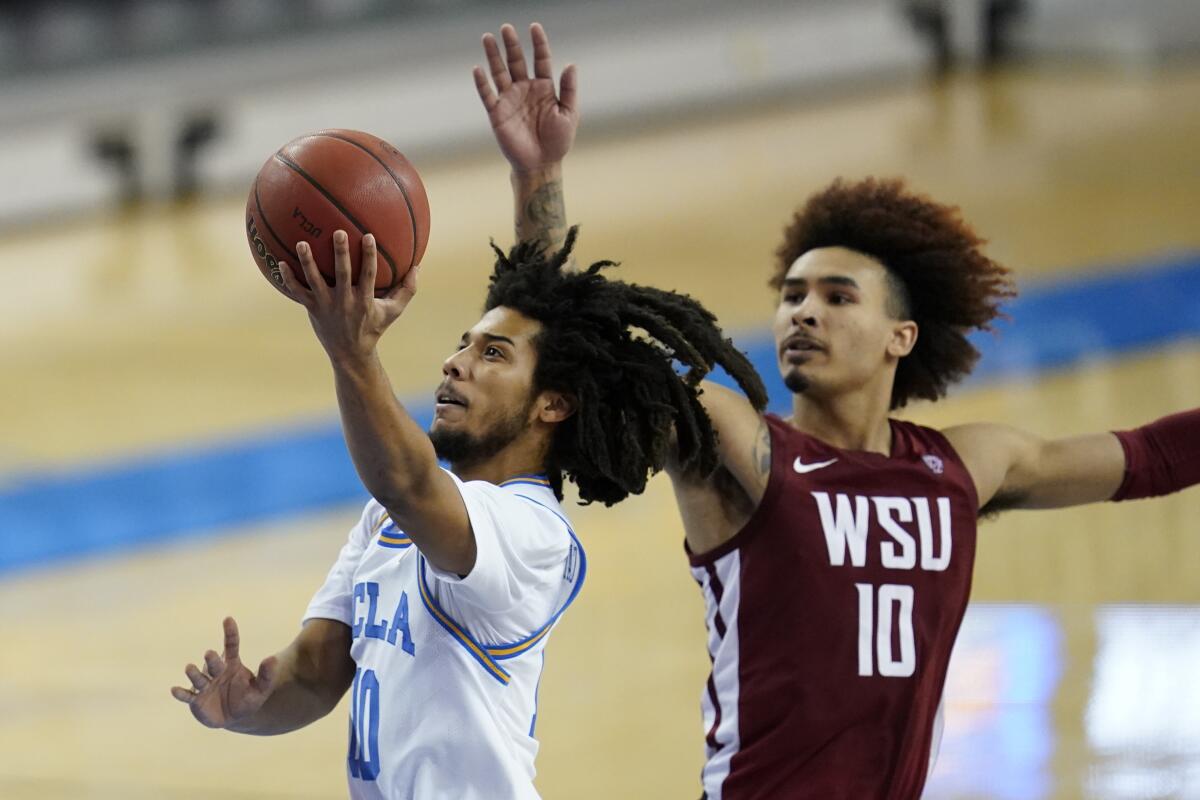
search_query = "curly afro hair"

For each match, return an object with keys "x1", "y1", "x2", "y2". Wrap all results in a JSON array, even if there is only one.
[{"x1": 772, "y1": 177, "x2": 1015, "y2": 408}]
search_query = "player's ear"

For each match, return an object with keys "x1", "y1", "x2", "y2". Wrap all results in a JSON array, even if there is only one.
[
  {"x1": 537, "y1": 390, "x2": 576, "y2": 424},
  {"x1": 887, "y1": 320, "x2": 918, "y2": 358}
]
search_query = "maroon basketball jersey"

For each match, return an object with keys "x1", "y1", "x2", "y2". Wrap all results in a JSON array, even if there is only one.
[{"x1": 688, "y1": 414, "x2": 979, "y2": 800}]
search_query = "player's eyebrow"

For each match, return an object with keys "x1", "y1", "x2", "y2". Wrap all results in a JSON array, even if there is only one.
[
  {"x1": 460, "y1": 331, "x2": 517, "y2": 347},
  {"x1": 783, "y1": 276, "x2": 861, "y2": 289}
]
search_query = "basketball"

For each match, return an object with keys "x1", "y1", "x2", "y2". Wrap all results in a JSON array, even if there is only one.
[{"x1": 245, "y1": 129, "x2": 430, "y2": 295}]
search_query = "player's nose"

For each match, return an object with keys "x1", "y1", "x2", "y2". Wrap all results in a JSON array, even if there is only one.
[
  {"x1": 791, "y1": 299, "x2": 820, "y2": 329},
  {"x1": 442, "y1": 348, "x2": 470, "y2": 380}
]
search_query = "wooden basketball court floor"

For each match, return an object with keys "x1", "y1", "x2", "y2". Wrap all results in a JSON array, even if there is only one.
[{"x1": 1, "y1": 64, "x2": 1199, "y2": 798}]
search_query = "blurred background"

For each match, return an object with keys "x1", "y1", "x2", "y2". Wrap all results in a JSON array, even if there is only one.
[{"x1": 1, "y1": 0, "x2": 1198, "y2": 797}]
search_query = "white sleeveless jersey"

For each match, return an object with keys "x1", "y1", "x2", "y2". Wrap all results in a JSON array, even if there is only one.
[{"x1": 304, "y1": 471, "x2": 586, "y2": 800}]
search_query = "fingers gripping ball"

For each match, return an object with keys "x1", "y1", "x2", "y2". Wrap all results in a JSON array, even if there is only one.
[{"x1": 246, "y1": 129, "x2": 431, "y2": 295}]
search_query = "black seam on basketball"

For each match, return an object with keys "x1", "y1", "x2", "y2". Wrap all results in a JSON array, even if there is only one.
[
  {"x1": 272, "y1": 152, "x2": 399, "y2": 290},
  {"x1": 254, "y1": 180, "x2": 304, "y2": 283},
  {"x1": 315, "y1": 132, "x2": 420, "y2": 279}
]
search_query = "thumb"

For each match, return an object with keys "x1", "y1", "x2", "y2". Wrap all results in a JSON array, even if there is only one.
[
  {"x1": 403, "y1": 262, "x2": 422, "y2": 293},
  {"x1": 255, "y1": 655, "x2": 280, "y2": 695},
  {"x1": 383, "y1": 263, "x2": 421, "y2": 305}
]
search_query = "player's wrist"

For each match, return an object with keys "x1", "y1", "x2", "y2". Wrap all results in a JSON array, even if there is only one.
[
  {"x1": 510, "y1": 162, "x2": 563, "y2": 183},
  {"x1": 327, "y1": 346, "x2": 383, "y2": 378}
]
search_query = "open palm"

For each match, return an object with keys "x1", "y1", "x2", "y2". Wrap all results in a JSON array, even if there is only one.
[
  {"x1": 171, "y1": 617, "x2": 278, "y2": 729},
  {"x1": 475, "y1": 23, "x2": 578, "y2": 172}
]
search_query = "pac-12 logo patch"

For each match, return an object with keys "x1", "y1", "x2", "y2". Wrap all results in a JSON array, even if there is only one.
[
  {"x1": 563, "y1": 541, "x2": 580, "y2": 582},
  {"x1": 923, "y1": 454, "x2": 945, "y2": 475}
]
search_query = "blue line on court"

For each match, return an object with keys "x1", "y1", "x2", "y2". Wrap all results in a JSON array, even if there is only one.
[
  {"x1": 0, "y1": 415, "x2": 421, "y2": 576},
  {"x1": 1, "y1": 252, "x2": 1197, "y2": 575}
]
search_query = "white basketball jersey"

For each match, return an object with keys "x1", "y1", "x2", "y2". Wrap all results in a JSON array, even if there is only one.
[{"x1": 304, "y1": 471, "x2": 586, "y2": 800}]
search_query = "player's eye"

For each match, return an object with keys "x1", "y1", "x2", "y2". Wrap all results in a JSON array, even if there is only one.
[
  {"x1": 783, "y1": 291, "x2": 803, "y2": 304},
  {"x1": 484, "y1": 346, "x2": 503, "y2": 358},
  {"x1": 829, "y1": 292, "x2": 852, "y2": 305}
]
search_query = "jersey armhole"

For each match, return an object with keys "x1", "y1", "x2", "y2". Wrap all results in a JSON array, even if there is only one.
[
  {"x1": 922, "y1": 425, "x2": 982, "y2": 512},
  {"x1": 687, "y1": 413, "x2": 788, "y2": 566}
]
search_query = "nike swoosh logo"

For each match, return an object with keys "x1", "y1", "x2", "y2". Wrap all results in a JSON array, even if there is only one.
[{"x1": 793, "y1": 456, "x2": 838, "y2": 474}]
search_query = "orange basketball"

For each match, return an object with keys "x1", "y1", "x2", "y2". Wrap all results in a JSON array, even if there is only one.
[{"x1": 245, "y1": 129, "x2": 430, "y2": 296}]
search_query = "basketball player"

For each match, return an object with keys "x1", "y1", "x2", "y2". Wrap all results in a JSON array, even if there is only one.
[
  {"x1": 477, "y1": 23, "x2": 1200, "y2": 798},
  {"x1": 171, "y1": 223, "x2": 765, "y2": 799}
]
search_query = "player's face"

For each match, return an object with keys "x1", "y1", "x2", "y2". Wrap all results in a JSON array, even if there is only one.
[
  {"x1": 772, "y1": 247, "x2": 916, "y2": 401},
  {"x1": 429, "y1": 307, "x2": 543, "y2": 466}
]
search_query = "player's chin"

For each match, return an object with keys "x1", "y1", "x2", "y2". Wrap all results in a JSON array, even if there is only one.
[
  {"x1": 781, "y1": 366, "x2": 811, "y2": 395},
  {"x1": 428, "y1": 415, "x2": 463, "y2": 439}
]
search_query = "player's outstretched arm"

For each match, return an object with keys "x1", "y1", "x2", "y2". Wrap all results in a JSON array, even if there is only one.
[
  {"x1": 279, "y1": 231, "x2": 476, "y2": 576},
  {"x1": 171, "y1": 617, "x2": 353, "y2": 735},
  {"x1": 945, "y1": 408, "x2": 1200, "y2": 513},
  {"x1": 474, "y1": 22, "x2": 578, "y2": 266},
  {"x1": 666, "y1": 381, "x2": 771, "y2": 554},
  {"x1": 689, "y1": 381, "x2": 772, "y2": 504}
]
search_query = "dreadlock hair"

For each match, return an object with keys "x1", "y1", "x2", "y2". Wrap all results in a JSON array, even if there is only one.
[
  {"x1": 771, "y1": 177, "x2": 1016, "y2": 409},
  {"x1": 485, "y1": 226, "x2": 768, "y2": 505}
]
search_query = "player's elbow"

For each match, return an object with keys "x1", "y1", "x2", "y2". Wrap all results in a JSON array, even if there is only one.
[{"x1": 291, "y1": 620, "x2": 355, "y2": 703}]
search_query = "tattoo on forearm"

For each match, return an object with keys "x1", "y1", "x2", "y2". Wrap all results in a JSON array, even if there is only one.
[
  {"x1": 518, "y1": 180, "x2": 567, "y2": 250},
  {"x1": 752, "y1": 419, "x2": 771, "y2": 478}
]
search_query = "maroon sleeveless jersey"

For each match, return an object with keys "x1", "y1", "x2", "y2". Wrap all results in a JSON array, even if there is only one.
[{"x1": 688, "y1": 414, "x2": 979, "y2": 799}]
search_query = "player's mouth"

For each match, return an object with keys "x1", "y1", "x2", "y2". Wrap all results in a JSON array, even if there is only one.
[
  {"x1": 434, "y1": 385, "x2": 470, "y2": 414},
  {"x1": 781, "y1": 333, "x2": 826, "y2": 361}
]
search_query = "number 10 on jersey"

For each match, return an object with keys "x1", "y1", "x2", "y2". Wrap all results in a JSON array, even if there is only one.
[{"x1": 855, "y1": 583, "x2": 915, "y2": 677}]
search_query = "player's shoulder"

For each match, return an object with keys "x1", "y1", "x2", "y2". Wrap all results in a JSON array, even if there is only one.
[
  {"x1": 765, "y1": 412, "x2": 824, "y2": 454},
  {"x1": 463, "y1": 473, "x2": 576, "y2": 544},
  {"x1": 892, "y1": 418, "x2": 958, "y2": 452},
  {"x1": 346, "y1": 497, "x2": 391, "y2": 544},
  {"x1": 891, "y1": 420, "x2": 983, "y2": 505},
  {"x1": 887, "y1": 418, "x2": 974, "y2": 467},
  {"x1": 939, "y1": 421, "x2": 1033, "y2": 461},
  {"x1": 500, "y1": 476, "x2": 573, "y2": 527},
  {"x1": 939, "y1": 421, "x2": 1040, "y2": 482},
  {"x1": 940, "y1": 420, "x2": 1025, "y2": 441}
]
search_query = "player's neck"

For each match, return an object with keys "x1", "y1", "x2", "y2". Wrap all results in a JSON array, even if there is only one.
[
  {"x1": 450, "y1": 438, "x2": 550, "y2": 487},
  {"x1": 788, "y1": 390, "x2": 893, "y2": 456}
]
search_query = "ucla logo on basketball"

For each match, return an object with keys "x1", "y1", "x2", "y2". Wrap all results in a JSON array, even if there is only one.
[{"x1": 291, "y1": 206, "x2": 323, "y2": 238}]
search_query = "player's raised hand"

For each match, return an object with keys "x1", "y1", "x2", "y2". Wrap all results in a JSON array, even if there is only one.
[
  {"x1": 171, "y1": 617, "x2": 279, "y2": 729},
  {"x1": 279, "y1": 230, "x2": 419, "y2": 362},
  {"x1": 474, "y1": 22, "x2": 578, "y2": 172}
]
